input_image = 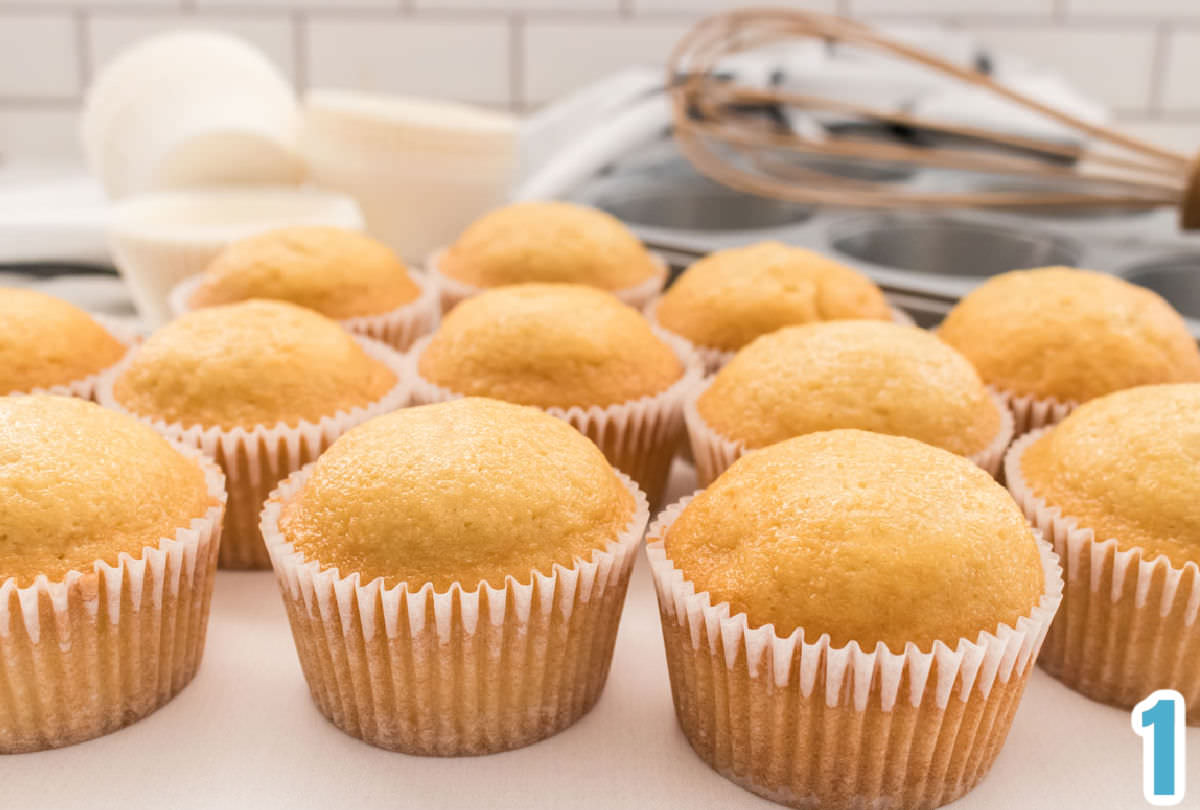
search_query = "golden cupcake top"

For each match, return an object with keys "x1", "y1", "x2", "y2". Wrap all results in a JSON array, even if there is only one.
[
  {"x1": 418, "y1": 283, "x2": 683, "y2": 409},
  {"x1": 189, "y1": 226, "x2": 420, "y2": 319},
  {"x1": 112, "y1": 299, "x2": 396, "y2": 430},
  {"x1": 1021, "y1": 383, "x2": 1200, "y2": 566},
  {"x1": 0, "y1": 288, "x2": 126, "y2": 394},
  {"x1": 939, "y1": 267, "x2": 1200, "y2": 403},
  {"x1": 655, "y1": 242, "x2": 891, "y2": 351},
  {"x1": 663, "y1": 430, "x2": 1044, "y2": 651},
  {"x1": 439, "y1": 201, "x2": 661, "y2": 291},
  {"x1": 280, "y1": 398, "x2": 636, "y2": 591},
  {"x1": 0, "y1": 395, "x2": 213, "y2": 587},
  {"x1": 698, "y1": 321, "x2": 1001, "y2": 456}
]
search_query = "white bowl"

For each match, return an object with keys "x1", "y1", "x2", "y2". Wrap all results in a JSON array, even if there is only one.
[
  {"x1": 102, "y1": 84, "x2": 302, "y2": 197},
  {"x1": 107, "y1": 187, "x2": 364, "y2": 328}
]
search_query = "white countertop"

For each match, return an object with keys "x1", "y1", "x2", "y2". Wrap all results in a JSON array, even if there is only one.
[
  {"x1": 2, "y1": 462, "x2": 1196, "y2": 810},
  {"x1": 0, "y1": 162, "x2": 110, "y2": 266}
]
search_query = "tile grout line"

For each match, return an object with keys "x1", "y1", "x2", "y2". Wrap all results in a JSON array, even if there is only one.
[{"x1": 0, "y1": 97, "x2": 82, "y2": 109}]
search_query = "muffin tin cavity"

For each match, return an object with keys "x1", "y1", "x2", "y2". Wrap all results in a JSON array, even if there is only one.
[
  {"x1": 1121, "y1": 255, "x2": 1200, "y2": 320},
  {"x1": 587, "y1": 172, "x2": 814, "y2": 232},
  {"x1": 829, "y1": 214, "x2": 1081, "y2": 277}
]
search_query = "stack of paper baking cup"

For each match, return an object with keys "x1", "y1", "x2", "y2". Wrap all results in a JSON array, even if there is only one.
[
  {"x1": 108, "y1": 187, "x2": 364, "y2": 328},
  {"x1": 82, "y1": 30, "x2": 304, "y2": 198},
  {"x1": 299, "y1": 90, "x2": 518, "y2": 261}
]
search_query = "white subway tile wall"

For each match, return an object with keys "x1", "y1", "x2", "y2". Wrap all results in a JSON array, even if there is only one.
[
  {"x1": 857, "y1": 0, "x2": 1052, "y2": 15},
  {"x1": 632, "y1": 0, "x2": 835, "y2": 12},
  {"x1": 1162, "y1": 30, "x2": 1200, "y2": 113},
  {"x1": 416, "y1": 0, "x2": 619, "y2": 11},
  {"x1": 1, "y1": 0, "x2": 1197, "y2": 162},
  {"x1": 0, "y1": 108, "x2": 81, "y2": 159},
  {"x1": 1068, "y1": 0, "x2": 1200, "y2": 16},
  {"x1": 0, "y1": 13, "x2": 80, "y2": 99},
  {"x1": 306, "y1": 17, "x2": 511, "y2": 104},
  {"x1": 961, "y1": 26, "x2": 1158, "y2": 110},
  {"x1": 523, "y1": 20, "x2": 690, "y2": 104},
  {"x1": 87, "y1": 13, "x2": 298, "y2": 78}
]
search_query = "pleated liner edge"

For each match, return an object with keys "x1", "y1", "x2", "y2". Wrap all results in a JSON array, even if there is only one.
[{"x1": 260, "y1": 464, "x2": 650, "y2": 756}]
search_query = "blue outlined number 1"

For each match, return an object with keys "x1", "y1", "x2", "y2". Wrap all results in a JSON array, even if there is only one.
[{"x1": 1132, "y1": 690, "x2": 1187, "y2": 806}]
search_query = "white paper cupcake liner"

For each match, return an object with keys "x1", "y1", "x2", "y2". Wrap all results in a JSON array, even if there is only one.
[
  {"x1": 96, "y1": 335, "x2": 409, "y2": 570},
  {"x1": 1005, "y1": 431, "x2": 1200, "y2": 724},
  {"x1": 260, "y1": 466, "x2": 650, "y2": 755},
  {"x1": 107, "y1": 188, "x2": 365, "y2": 329},
  {"x1": 645, "y1": 495, "x2": 1062, "y2": 810},
  {"x1": 685, "y1": 378, "x2": 1014, "y2": 487},
  {"x1": 646, "y1": 301, "x2": 916, "y2": 376},
  {"x1": 406, "y1": 329, "x2": 703, "y2": 507},
  {"x1": 992, "y1": 387, "x2": 1076, "y2": 437},
  {"x1": 0, "y1": 445, "x2": 226, "y2": 753},
  {"x1": 14, "y1": 315, "x2": 140, "y2": 402},
  {"x1": 169, "y1": 271, "x2": 440, "y2": 354},
  {"x1": 424, "y1": 248, "x2": 667, "y2": 314}
]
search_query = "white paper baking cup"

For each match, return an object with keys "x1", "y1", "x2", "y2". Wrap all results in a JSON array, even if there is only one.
[
  {"x1": 169, "y1": 269, "x2": 440, "y2": 353},
  {"x1": 647, "y1": 300, "x2": 916, "y2": 376},
  {"x1": 992, "y1": 388, "x2": 1076, "y2": 437},
  {"x1": 107, "y1": 187, "x2": 365, "y2": 329},
  {"x1": 83, "y1": 30, "x2": 299, "y2": 197},
  {"x1": 686, "y1": 378, "x2": 1015, "y2": 487},
  {"x1": 102, "y1": 87, "x2": 302, "y2": 199},
  {"x1": 645, "y1": 496, "x2": 1063, "y2": 810},
  {"x1": 96, "y1": 335, "x2": 409, "y2": 570},
  {"x1": 11, "y1": 315, "x2": 139, "y2": 402},
  {"x1": 424, "y1": 248, "x2": 667, "y2": 314},
  {"x1": 0, "y1": 444, "x2": 226, "y2": 754},
  {"x1": 298, "y1": 91, "x2": 518, "y2": 262},
  {"x1": 260, "y1": 467, "x2": 649, "y2": 755},
  {"x1": 407, "y1": 328, "x2": 703, "y2": 506},
  {"x1": 1005, "y1": 430, "x2": 1200, "y2": 723}
]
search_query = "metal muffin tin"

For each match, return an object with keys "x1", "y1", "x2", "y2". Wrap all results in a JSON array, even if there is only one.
[
  {"x1": 570, "y1": 141, "x2": 1200, "y2": 334},
  {"x1": 1121, "y1": 254, "x2": 1200, "y2": 320}
]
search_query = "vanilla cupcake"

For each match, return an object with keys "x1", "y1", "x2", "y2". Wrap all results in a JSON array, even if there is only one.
[
  {"x1": 170, "y1": 225, "x2": 438, "y2": 352},
  {"x1": 651, "y1": 241, "x2": 897, "y2": 373},
  {"x1": 261, "y1": 397, "x2": 649, "y2": 754},
  {"x1": 940, "y1": 267, "x2": 1200, "y2": 433},
  {"x1": 410, "y1": 283, "x2": 701, "y2": 505},
  {"x1": 99, "y1": 299, "x2": 407, "y2": 569},
  {"x1": 648, "y1": 430, "x2": 1062, "y2": 809},
  {"x1": 0, "y1": 395, "x2": 225, "y2": 753},
  {"x1": 1, "y1": 288, "x2": 133, "y2": 399},
  {"x1": 1006, "y1": 384, "x2": 1200, "y2": 723},
  {"x1": 430, "y1": 200, "x2": 666, "y2": 312},
  {"x1": 688, "y1": 321, "x2": 1011, "y2": 484}
]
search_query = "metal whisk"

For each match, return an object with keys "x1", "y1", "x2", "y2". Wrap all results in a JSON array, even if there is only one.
[{"x1": 668, "y1": 9, "x2": 1200, "y2": 229}]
